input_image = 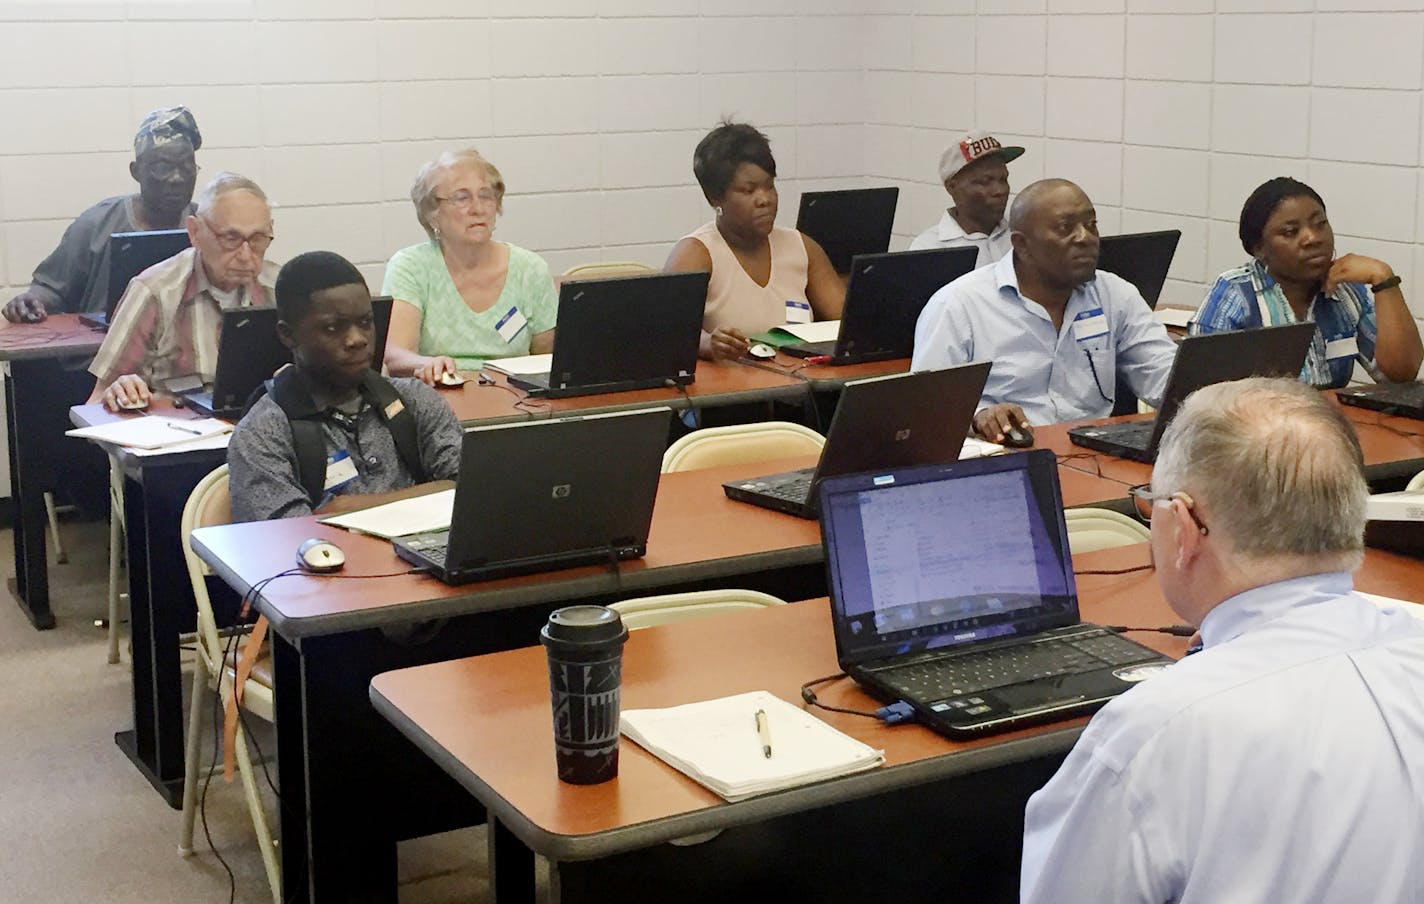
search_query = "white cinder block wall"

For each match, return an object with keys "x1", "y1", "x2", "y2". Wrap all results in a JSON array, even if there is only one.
[
  {"x1": 0, "y1": 0, "x2": 868, "y2": 497},
  {"x1": 873, "y1": 0, "x2": 1424, "y2": 325},
  {"x1": 0, "y1": 0, "x2": 867, "y2": 299}
]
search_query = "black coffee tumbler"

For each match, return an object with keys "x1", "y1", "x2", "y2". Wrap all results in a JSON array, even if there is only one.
[{"x1": 540, "y1": 605, "x2": 629, "y2": 784}]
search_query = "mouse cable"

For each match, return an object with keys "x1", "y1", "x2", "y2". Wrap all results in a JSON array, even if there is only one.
[
  {"x1": 800, "y1": 673, "x2": 915, "y2": 724},
  {"x1": 236, "y1": 565, "x2": 426, "y2": 620},
  {"x1": 1106, "y1": 624, "x2": 1196, "y2": 637}
]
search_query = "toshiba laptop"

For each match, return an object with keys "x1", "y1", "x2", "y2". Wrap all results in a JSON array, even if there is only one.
[
  {"x1": 820, "y1": 450, "x2": 1173, "y2": 736},
  {"x1": 1067, "y1": 322, "x2": 1315, "y2": 463},
  {"x1": 1337, "y1": 381, "x2": 1424, "y2": 421},
  {"x1": 722, "y1": 362, "x2": 991, "y2": 519},
  {"x1": 506, "y1": 272, "x2": 707, "y2": 399},
  {"x1": 393, "y1": 408, "x2": 670, "y2": 584},
  {"x1": 780, "y1": 247, "x2": 979, "y2": 365},
  {"x1": 179, "y1": 297, "x2": 393, "y2": 419},
  {"x1": 1095, "y1": 229, "x2": 1181, "y2": 310},
  {"x1": 80, "y1": 229, "x2": 191, "y2": 329},
  {"x1": 795, "y1": 187, "x2": 899, "y2": 275}
]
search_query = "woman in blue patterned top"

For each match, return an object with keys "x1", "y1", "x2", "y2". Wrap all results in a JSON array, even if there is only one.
[{"x1": 1191, "y1": 177, "x2": 1421, "y2": 388}]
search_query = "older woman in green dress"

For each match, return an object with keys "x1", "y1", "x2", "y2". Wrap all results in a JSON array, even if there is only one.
[{"x1": 382, "y1": 148, "x2": 557, "y2": 385}]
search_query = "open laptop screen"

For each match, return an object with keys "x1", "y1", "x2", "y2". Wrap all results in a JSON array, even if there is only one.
[{"x1": 820, "y1": 451, "x2": 1077, "y2": 665}]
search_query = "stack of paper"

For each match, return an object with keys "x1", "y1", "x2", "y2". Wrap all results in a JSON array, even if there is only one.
[
  {"x1": 318, "y1": 488, "x2": 455, "y2": 539},
  {"x1": 749, "y1": 321, "x2": 842, "y2": 348},
  {"x1": 66, "y1": 416, "x2": 232, "y2": 450},
  {"x1": 483, "y1": 354, "x2": 552, "y2": 376},
  {"x1": 620, "y1": 690, "x2": 884, "y2": 802}
]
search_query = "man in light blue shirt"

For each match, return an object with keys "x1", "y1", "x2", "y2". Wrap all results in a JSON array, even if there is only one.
[
  {"x1": 1020, "y1": 377, "x2": 1424, "y2": 904},
  {"x1": 911, "y1": 179, "x2": 1176, "y2": 443}
]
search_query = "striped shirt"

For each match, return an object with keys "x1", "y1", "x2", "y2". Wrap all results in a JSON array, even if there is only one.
[
  {"x1": 1189, "y1": 258, "x2": 1380, "y2": 389},
  {"x1": 89, "y1": 247, "x2": 278, "y2": 390}
]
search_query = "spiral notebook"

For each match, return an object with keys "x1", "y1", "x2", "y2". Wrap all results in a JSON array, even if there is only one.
[{"x1": 620, "y1": 690, "x2": 884, "y2": 802}]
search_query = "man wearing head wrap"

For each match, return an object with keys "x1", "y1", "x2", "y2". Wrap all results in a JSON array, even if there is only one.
[{"x1": 3, "y1": 106, "x2": 202, "y2": 323}]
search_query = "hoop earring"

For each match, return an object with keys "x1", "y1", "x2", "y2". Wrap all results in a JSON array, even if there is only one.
[{"x1": 715, "y1": 206, "x2": 723, "y2": 218}]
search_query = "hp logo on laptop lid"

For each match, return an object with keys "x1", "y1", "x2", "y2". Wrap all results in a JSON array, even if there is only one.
[{"x1": 551, "y1": 484, "x2": 572, "y2": 499}]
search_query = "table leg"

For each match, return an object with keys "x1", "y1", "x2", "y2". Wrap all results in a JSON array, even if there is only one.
[
  {"x1": 115, "y1": 457, "x2": 227, "y2": 807},
  {"x1": 489, "y1": 817, "x2": 535, "y2": 904},
  {"x1": 5, "y1": 360, "x2": 56, "y2": 628},
  {"x1": 283, "y1": 626, "x2": 504, "y2": 902}
]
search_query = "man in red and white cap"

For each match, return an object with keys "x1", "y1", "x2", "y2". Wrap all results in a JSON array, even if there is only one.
[{"x1": 909, "y1": 130, "x2": 1024, "y2": 267}]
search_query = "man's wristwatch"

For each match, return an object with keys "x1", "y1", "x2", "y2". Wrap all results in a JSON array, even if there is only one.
[{"x1": 1371, "y1": 275, "x2": 1402, "y2": 293}]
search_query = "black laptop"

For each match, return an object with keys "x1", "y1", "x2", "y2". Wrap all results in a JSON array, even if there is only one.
[
  {"x1": 795, "y1": 187, "x2": 899, "y2": 275},
  {"x1": 1337, "y1": 382, "x2": 1424, "y2": 420},
  {"x1": 1095, "y1": 230, "x2": 1181, "y2": 310},
  {"x1": 392, "y1": 408, "x2": 670, "y2": 585},
  {"x1": 179, "y1": 297, "x2": 394, "y2": 419},
  {"x1": 722, "y1": 362, "x2": 991, "y2": 519},
  {"x1": 80, "y1": 229, "x2": 192, "y2": 329},
  {"x1": 819, "y1": 449, "x2": 1173, "y2": 736},
  {"x1": 1067, "y1": 323, "x2": 1315, "y2": 463},
  {"x1": 505, "y1": 271, "x2": 707, "y2": 399},
  {"x1": 779, "y1": 247, "x2": 979, "y2": 365}
]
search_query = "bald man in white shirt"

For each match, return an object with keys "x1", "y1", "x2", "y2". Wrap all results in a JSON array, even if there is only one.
[{"x1": 1020, "y1": 377, "x2": 1424, "y2": 904}]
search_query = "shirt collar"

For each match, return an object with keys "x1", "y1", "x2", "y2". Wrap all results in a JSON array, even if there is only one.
[
  {"x1": 1248, "y1": 257, "x2": 1335, "y2": 312},
  {"x1": 1199, "y1": 571, "x2": 1355, "y2": 649},
  {"x1": 939, "y1": 210, "x2": 1009, "y2": 242}
]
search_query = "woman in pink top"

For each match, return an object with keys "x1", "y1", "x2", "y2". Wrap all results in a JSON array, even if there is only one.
[{"x1": 665, "y1": 122, "x2": 844, "y2": 361}]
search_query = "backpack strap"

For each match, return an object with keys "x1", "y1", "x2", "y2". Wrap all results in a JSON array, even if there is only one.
[
  {"x1": 263, "y1": 369, "x2": 428, "y2": 508},
  {"x1": 357, "y1": 371, "x2": 428, "y2": 485}
]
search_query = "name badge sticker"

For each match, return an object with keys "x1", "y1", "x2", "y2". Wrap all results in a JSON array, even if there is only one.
[
  {"x1": 785, "y1": 299, "x2": 812, "y2": 324},
  {"x1": 1325, "y1": 336, "x2": 1359, "y2": 360},
  {"x1": 495, "y1": 306, "x2": 529, "y2": 343},
  {"x1": 1072, "y1": 308, "x2": 1109, "y2": 341},
  {"x1": 323, "y1": 450, "x2": 359, "y2": 492}
]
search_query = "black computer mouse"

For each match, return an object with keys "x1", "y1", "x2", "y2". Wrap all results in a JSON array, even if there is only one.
[{"x1": 1002, "y1": 423, "x2": 1035, "y2": 448}]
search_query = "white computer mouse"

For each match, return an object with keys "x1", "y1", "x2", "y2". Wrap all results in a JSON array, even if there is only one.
[
  {"x1": 117, "y1": 396, "x2": 150, "y2": 411},
  {"x1": 747, "y1": 343, "x2": 777, "y2": 360},
  {"x1": 438, "y1": 371, "x2": 466, "y2": 387},
  {"x1": 296, "y1": 537, "x2": 346, "y2": 573}
]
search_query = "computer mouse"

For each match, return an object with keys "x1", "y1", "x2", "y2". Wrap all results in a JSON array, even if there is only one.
[
  {"x1": 296, "y1": 538, "x2": 345, "y2": 574},
  {"x1": 437, "y1": 371, "x2": 466, "y2": 387},
  {"x1": 1001, "y1": 423, "x2": 1034, "y2": 448},
  {"x1": 747, "y1": 343, "x2": 777, "y2": 360},
  {"x1": 117, "y1": 396, "x2": 149, "y2": 411}
]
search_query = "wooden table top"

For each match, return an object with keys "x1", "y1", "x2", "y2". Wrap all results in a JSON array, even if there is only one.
[
  {"x1": 441, "y1": 359, "x2": 822, "y2": 426},
  {"x1": 1036, "y1": 390, "x2": 1424, "y2": 486},
  {"x1": 0, "y1": 313, "x2": 104, "y2": 360},
  {"x1": 368, "y1": 544, "x2": 1424, "y2": 862},
  {"x1": 191, "y1": 453, "x2": 1132, "y2": 639}
]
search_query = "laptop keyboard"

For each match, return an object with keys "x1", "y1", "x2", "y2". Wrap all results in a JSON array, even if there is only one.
[
  {"x1": 1352, "y1": 383, "x2": 1424, "y2": 406},
  {"x1": 871, "y1": 632, "x2": 1159, "y2": 700},
  {"x1": 1100, "y1": 421, "x2": 1154, "y2": 448},
  {"x1": 761, "y1": 472, "x2": 814, "y2": 503}
]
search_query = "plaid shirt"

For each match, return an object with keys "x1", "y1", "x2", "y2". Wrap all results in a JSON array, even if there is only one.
[
  {"x1": 89, "y1": 247, "x2": 278, "y2": 390},
  {"x1": 1190, "y1": 259, "x2": 1380, "y2": 389}
]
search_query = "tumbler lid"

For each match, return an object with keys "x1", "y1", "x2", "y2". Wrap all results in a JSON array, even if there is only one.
[{"x1": 540, "y1": 605, "x2": 627, "y2": 648}]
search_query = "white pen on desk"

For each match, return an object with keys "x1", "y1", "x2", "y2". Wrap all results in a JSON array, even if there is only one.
[
  {"x1": 167, "y1": 421, "x2": 205, "y2": 436},
  {"x1": 755, "y1": 708, "x2": 772, "y2": 758}
]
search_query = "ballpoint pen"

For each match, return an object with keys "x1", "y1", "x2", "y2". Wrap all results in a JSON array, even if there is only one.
[
  {"x1": 167, "y1": 421, "x2": 205, "y2": 436},
  {"x1": 755, "y1": 708, "x2": 772, "y2": 758}
]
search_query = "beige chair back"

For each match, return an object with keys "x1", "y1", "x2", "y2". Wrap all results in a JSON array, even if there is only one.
[
  {"x1": 610, "y1": 589, "x2": 787, "y2": 630},
  {"x1": 561, "y1": 261, "x2": 657, "y2": 281},
  {"x1": 662, "y1": 421, "x2": 825, "y2": 473},
  {"x1": 1407, "y1": 469, "x2": 1424, "y2": 492},
  {"x1": 1064, "y1": 507, "x2": 1152, "y2": 554}
]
